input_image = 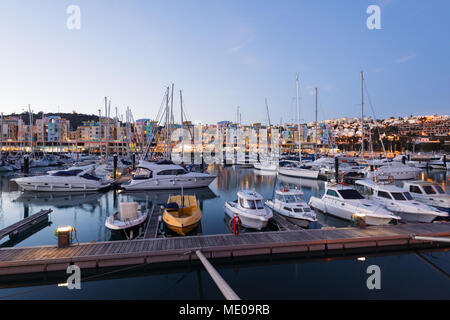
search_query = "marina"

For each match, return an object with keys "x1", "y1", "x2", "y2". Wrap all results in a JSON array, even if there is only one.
[
  {"x1": 0, "y1": 163, "x2": 449, "y2": 299},
  {"x1": 0, "y1": 1, "x2": 449, "y2": 302}
]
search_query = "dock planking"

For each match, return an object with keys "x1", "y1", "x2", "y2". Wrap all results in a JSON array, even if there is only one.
[{"x1": 0, "y1": 222, "x2": 449, "y2": 276}]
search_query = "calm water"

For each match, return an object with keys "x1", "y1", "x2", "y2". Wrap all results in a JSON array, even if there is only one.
[{"x1": 0, "y1": 165, "x2": 449, "y2": 299}]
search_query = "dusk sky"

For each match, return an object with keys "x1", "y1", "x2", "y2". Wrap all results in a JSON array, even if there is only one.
[{"x1": 0, "y1": 0, "x2": 449, "y2": 125}]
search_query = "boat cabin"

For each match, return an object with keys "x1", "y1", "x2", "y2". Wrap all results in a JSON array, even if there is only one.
[
  {"x1": 237, "y1": 191, "x2": 265, "y2": 210},
  {"x1": 323, "y1": 183, "x2": 365, "y2": 200},
  {"x1": 404, "y1": 181, "x2": 446, "y2": 196},
  {"x1": 356, "y1": 180, "x2": 414, "y2": 201}
]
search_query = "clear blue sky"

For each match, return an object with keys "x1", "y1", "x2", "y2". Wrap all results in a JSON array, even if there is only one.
[{"x1": 0, "y1": 0, "x2": 449, "y2": 124}]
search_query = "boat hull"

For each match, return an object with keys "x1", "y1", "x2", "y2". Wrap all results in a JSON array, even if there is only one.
[
  {"x1": 278, "y1": 167, "x2": 319, "y2": 179},
  {"x1": 14, "y1": 179, "x2": 110, "y2": 192},
  {"x1": 308, "y1": 196, "x2": 396, "y2": 226},
  {"x1": 122, "y1": 175, "x2": 216, "y2": 191},
  {"x1": 265, "y1": 200, "x2": 316, "y2": 228},
  {"x1": 224, "y1": 202, "x2": 271, "y2": 230}
]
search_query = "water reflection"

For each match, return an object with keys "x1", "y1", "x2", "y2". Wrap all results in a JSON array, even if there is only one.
[{"x1": 0, "y1": 166, "x2": 447, "y2": 247}]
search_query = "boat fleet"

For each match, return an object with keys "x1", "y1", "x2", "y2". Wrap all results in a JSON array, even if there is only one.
[{"x1": 4, "y1": 150, "x2": 449, "y2": 237}]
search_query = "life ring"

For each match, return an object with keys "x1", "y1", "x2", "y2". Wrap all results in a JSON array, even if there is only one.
[
  {"x1": 387, "y1": 175, "x2": 395, "y2": 184},
  {"x1": 228, "y1": 214, "x2": 242, "y2": 236},
  {"x1": 372, "y1": 175, "x2": 379, "y2": 183}
]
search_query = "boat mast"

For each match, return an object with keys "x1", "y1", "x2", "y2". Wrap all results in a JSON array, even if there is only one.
[
  {"x1": 265, "y1": 98, "x2": 271, "y2": 127},
  {"x1": 98, "y1": 108, "x2": 102, "y2": 157},
  {"x1": 296, "y1": 74, "x2": 302, "y2": 165},
  {"x1": 28, "y1": 104, "x2": 33, "y2": 156},
  {"x1": 180, "y1": 90, "x2": 184, "y2": 163},
  {"x1": 315, "y1": 87, "x2": 318, "y2": 159},
  {"x1": 0, "y1": 112, "x2": 3, "y2": 155},
  {"x1": 360, "y1": 71, "x2": 364, "y2": 159}
]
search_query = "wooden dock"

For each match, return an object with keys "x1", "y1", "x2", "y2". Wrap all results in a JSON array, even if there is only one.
[
  {"x1": 0, "y1": 209, "x2": 52, "y2": 241},
  {"x1": 0, "y1": 221, "x2": 449, "y2": 276},
  {"x1": 144, "y1": 205, "x2": 161, "y2": 239}
]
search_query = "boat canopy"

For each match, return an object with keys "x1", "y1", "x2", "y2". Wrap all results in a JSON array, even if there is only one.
[{"x1": 51, "y1": 169, "x2": 83, "y2": 176}]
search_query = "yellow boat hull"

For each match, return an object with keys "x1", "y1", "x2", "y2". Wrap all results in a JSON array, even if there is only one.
[{"x1": 163, "y1": 195, "x2": 202, "y2": 236}]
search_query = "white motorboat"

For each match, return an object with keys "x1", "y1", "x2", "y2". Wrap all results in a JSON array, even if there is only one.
[
  {"x1": 12, "y1": 165, "x2": 112, "y2": 192},
  {"x1": 277, "y1": 163, "x2": 320, "y2": 180},
  {"x1": 105, "y1": 202, "x2": 148, "y2": 238},
  {"x1": 277, "y1": 174, "x2": 322, "y2": 190},
  {"x1": 224, "y1": 190, "x2": 273, "y2": 230},
  {"x1": 265, "y1": 187, "x2": 317, "y2": 228},
  {"x1": 428, "y1": 155, "x2": 449, "y2": 170},
  {"x1": 309, "y1": 182, "x2": 401, "y2": 225},
  {"x1": 402, "y1": 181, "x2": 450, "y2": 210},
  {"x1": 406, "y1": 160, "x2": 428, "y2": 168},
  {"x1": 355, "y1": 179, "x2": 448, "y2": 223},
  {"x1": 30, "y1": 158, "x2": 50, "y2": 168},
  {"x1": 253, "y1": 161, "x2": 278, "y2": 172},
  {"x1": 121, "y1": 160, "x2": 216, "y2": 191},
  {"x1": 365, "y1": 162, "x2": 422, "y2": 181},
  {"x1": 278, "y1": 75, "x2": 320, "y2": 180},
  {"x1": 278, "y1": 166, "x2": 320, "y2": 179}
]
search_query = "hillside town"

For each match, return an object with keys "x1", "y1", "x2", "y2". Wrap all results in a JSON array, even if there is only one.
[{"x1": 1, "y1": 112, "x2": 449, "y2": 155}]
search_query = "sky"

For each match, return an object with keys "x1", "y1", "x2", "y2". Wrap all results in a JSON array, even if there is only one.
[{"x1": 0, "y1": 0, "x2": 449, "y2": 125}]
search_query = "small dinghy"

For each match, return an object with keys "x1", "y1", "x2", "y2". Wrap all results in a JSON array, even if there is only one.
[
  {"x1": 224, "y1": 190, "x2": 273, "y2": 230},
  {"x1": 163, "y1": 195, "x2": 202, "y2": 236},
  {"x1": 265, "y1": 187, "x2": 317, "y2": 228},
  {"x1": 105, "y1": 202, "x2": 148, "y2": 239}
]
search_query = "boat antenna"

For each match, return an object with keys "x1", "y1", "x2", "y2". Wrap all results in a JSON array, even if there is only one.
[
  {"x1": 360, "y1": 71, "x2": 364, "y2": 160},
  {"x1": 296, "y1": 73, "x2": 302, "y2": 166},
  {"x1": 181, "y1": 180, "x2": 184, "y2": 215}
]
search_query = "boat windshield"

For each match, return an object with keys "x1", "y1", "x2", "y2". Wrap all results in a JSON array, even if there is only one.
[
  {"x1": 284, "y1": 195, "x2": 302, "y2": 203},
  {"x1": 337, "y1": 189, "x2": 364, "y2": 200},
  {"x1": 134, "y1": 168, "x2": 152, "y2": 180},
  {"x1": 403, "y1": 192, "x2": 413, "y2": 200},
  {"x1": 51, "y1": 169, "x2": 83, "y2": 176},
  {"x1": 240, "y1": 198, "x2": 264, "y2": 210},
  {"x1": 423, "y1": 185, "x2": 436, "y2": 194},
  {"x1": 391, "y1": 192, "x2": 406, "y2": 200},
  {"x1": 80, "y1": 173, "x2": 101, "y2": 181},
  {"x1": 434, "y1": 185, "x2": 445, "y2": 194}
]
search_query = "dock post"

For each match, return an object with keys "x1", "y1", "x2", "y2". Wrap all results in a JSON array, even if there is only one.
[
  {"x1": 23, "y1": 155, "x2": 29, "y2": 175},
  {"x1": 334, "y1": 157, "x2": 339, "y2": 182},
  {"x1": 113, "y1": 154, "x2": 118, "y2": 179},
  {"x1": 132, "y1": 153, "x2": 136, "y2": 170},
  {"x1": 402, "y1": 156, "x2": 406, "y2": 165},
  {"x1": 195, "y1": 250, "x2": 240, "y2": 300}
]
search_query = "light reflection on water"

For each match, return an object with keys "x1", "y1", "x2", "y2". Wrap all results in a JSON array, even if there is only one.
[
  {"x1": 0, "y1": 166, "x2": 449, "y2": 299},
  {"x1": 0, "y1": 166, "x2": 448, "y2": 247}
]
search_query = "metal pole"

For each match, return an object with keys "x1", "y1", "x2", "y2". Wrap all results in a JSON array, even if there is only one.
[
  {"x1": 360, "y1": 71, "x2": 364, "y2": 159},
  {"x1": 315, "y1": 87, "x2": 318, "y2": 159},
  {"x1": 195, "y1": 250, "x2": 240, "y2": 300},
  {"x1": 413, "y1": 236, "x2": 450, "y2": 243}
]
